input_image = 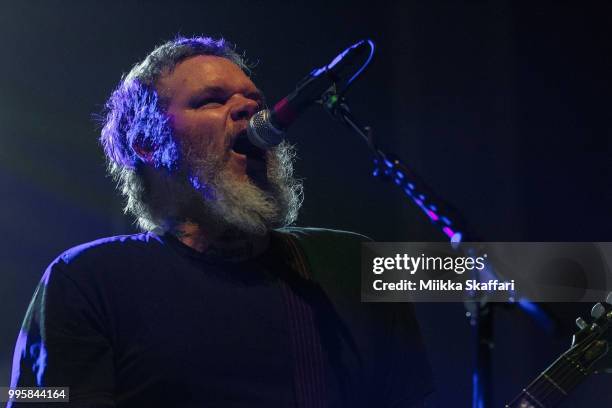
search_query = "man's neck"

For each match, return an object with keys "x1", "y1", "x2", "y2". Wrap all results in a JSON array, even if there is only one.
[{"x1": 171, "y1": 221, "x2": 270, "y2": 261}]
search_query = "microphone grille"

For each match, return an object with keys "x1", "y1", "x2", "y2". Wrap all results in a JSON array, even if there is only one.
[{"x1": 247, "y1": 109, "x2": 285, "y2": 149}]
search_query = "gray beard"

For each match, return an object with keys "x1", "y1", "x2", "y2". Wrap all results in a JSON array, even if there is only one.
[{"x1": 161, "y1": 141, "x2": 303, "y2": 236}]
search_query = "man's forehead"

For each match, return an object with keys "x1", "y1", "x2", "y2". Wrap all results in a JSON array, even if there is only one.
[{"x1": 156, "y1": 54, "x2": 255, "y2": 97}]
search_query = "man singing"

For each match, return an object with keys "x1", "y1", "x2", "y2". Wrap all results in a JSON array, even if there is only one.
[{"x1": 8, "y1": 36, "x2": 433, "y2": 407}]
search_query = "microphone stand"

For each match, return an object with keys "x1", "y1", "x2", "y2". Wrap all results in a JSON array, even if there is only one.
[{"x1": 319, "y1": 89, "x2": 554, "y2": 408}]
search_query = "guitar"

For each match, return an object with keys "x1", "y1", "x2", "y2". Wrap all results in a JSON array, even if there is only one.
[{"x1": 506, "y1": 294, "x2": 612, "y2": 408}]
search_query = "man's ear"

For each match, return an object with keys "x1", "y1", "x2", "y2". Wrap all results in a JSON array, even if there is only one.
[{"x1": 131, "y1": 138, "x2": 156, "y2": 164}]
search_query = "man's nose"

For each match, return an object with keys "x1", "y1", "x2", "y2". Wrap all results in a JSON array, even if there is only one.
[{"x1": 230, "y1": 95, "x2": 259, "y2": 121}]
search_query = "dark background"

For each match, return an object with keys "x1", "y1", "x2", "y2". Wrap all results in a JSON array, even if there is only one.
[{"x1": 0, "y1": 0, "x2": 610, "y2": 406}]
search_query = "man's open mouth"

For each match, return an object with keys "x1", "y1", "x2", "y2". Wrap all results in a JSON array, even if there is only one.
[
  {"x1": 231, "y1": 130, "x2": 269, "y2": 188},
  {"x1": 232, "y1": 130, "x2": 266, "y2": 161}
]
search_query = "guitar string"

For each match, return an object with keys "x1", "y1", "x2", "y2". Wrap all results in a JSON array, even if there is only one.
[
  {"x1": 506, "y1": 327, "x2": 600, "y2": 407},
  {"x1": 524, "y1": 332, "x2": 597, "y2": 407},
  {"x1": 520, "y1": 359, "x2": 579, "y2": 407},
  {"x1": 515, "y1": 329, "x2": 601, "y2": 407},
  {"x1": 511, "y1": 354, "x2": 586, "y2": 407},
  {"x1": 508, "y1": 306, "x2": 610, "y2": 408}
]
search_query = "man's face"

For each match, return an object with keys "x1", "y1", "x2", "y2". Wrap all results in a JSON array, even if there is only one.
[
  {"x1": 156, "y1": 55, "x2": 265, "y2": 182},
  {"x1": 148, "y1": 54, "x2": 301, "y2": 236}
]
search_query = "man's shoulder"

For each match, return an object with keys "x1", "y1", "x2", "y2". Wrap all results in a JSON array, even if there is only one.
[
  {"x1": 43, "y1": 232, "x2": 164, "y2": 285},
  {"x1": 57, "y1": 232, "x2": 163, "y2": 265},
  {"x1": 27, "y1": 233, "x2": 165, "y2": 327}
]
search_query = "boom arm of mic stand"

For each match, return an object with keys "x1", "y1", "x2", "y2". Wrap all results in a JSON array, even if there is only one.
[
  {"x1": 324, "y1": 97, "x2": 468, "y2": 243},
  {"x1": 321, "y1": 93, "x2": 555, "y2": 408}
]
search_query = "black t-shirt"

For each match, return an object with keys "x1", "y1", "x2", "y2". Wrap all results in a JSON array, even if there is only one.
[{"x1": 8, "y1": 228, "x2": 433, "y2": 407}]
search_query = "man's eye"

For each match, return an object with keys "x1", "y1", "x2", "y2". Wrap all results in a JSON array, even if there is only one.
[{"x1": 192, "y1": 98, "x2": 225, "y2": 109}]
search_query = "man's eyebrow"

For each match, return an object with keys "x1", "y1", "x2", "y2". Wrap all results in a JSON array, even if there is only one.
[
  {"x1": 190, "y1": 85, "x2": 227, "y2": 98},
  {"x1": 190, "y1": 85, "x2": 266, "y2": 103}
]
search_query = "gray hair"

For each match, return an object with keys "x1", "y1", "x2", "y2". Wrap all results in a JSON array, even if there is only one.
[{"x1": 100, "y1": 36, "x2": 250, "y2": 231}]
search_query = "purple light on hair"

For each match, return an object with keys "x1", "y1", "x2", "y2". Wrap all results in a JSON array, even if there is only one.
[
  {"x1": 101, "y1": 80, "x2": 179, "y2": 170},
  {"x1": 100, "y1": 35, "x2": 247, "y2": 174},
  {"x1": 189, "y1": 175, "x2": 215, "y2": 200}
]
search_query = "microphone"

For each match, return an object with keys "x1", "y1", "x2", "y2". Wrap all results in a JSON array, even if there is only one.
[{"x1": 247, "y1": 39, "x2": 374, "y2": 149}]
